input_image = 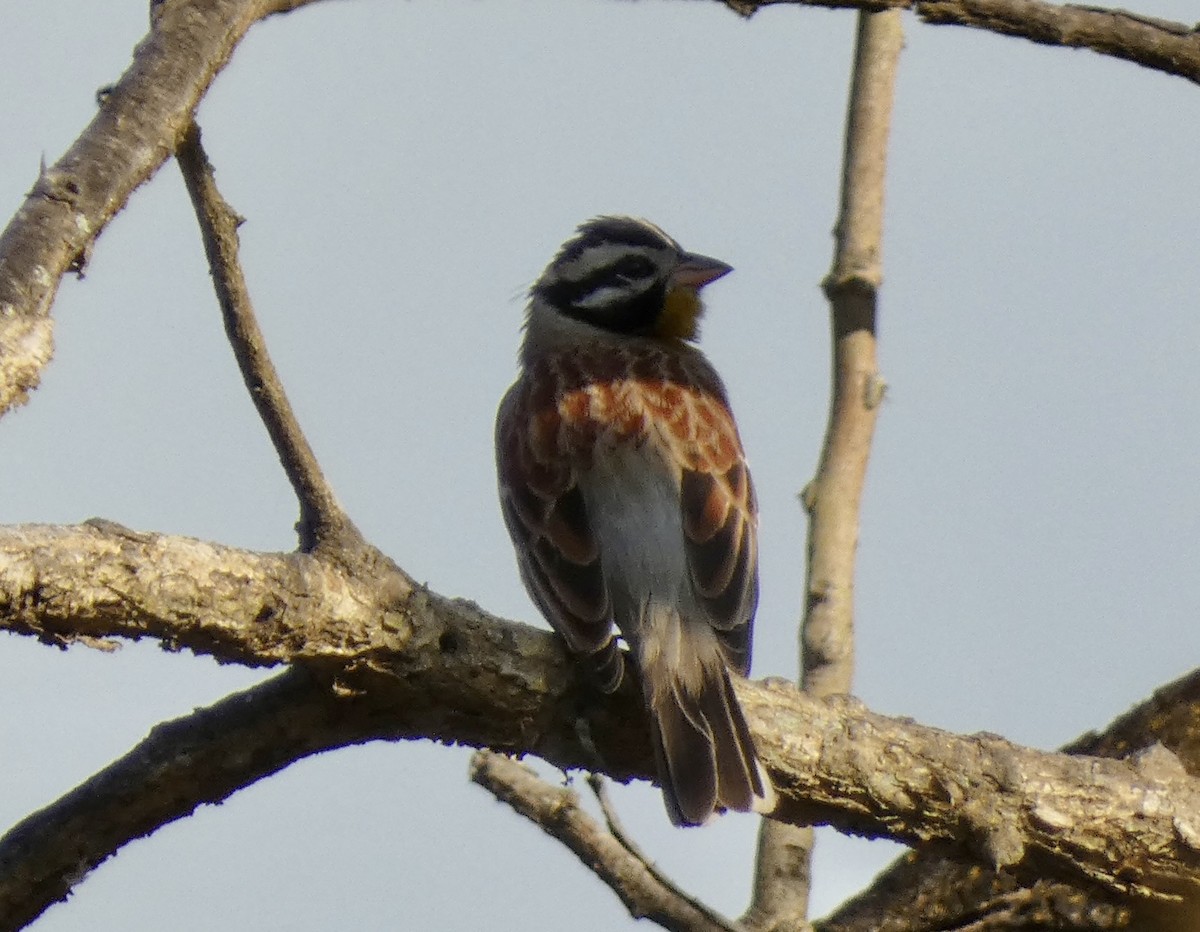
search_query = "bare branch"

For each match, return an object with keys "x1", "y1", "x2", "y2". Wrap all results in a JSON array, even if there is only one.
[
  {"x1": 818, "y1": 858, "x2": 1131, "y2": 930},
  {"x1": 0, "y1": 0, "x2": 327, "y2": 417},
  {"x1": 738, "y1": 0, "x2": 1200, "y2": 86},
  {"x1": 914, "y1": 0, "x2": 1200, "y2": 83},
  {"x1": 805, "y1": 8, "x2": 897, "y2": 698},
  {"x1": 0, "y1": 520, "x2": 408, "y2": 666},
  {"x1": 0, "y1": 668, "x2": 345, "y2": 930},
  {"x1": 737, "y1": 683, "x2": 1200, "y2": 905},
  {"x1": 1, "y1": 4, "x2": 1198, "y2": 928},
  {"x1": 473, "y1": 729, "x2": 745, "y2": 926},
  {"x1": 175, "y1": 124, "x2": 357, "y2": 553},
  {"x1": 1, "y1": 0, "x2": 1195, "y2": 419},
  {"x1": 819, "y1": 667, "x2": 1200, "y2": 931},
  {"x1": 746, "y1": 822, "x2": 815, "y2": 931},
  {"x1": 1065, "y1": 670, "x2": 1200, "y2": 767},
  {"x1": 0, "y1": 521, "x2": 652, "y2": 777},
  {"x1": 2, "y1": 522, "x2": 1199, "y2": 921},
  {"x1": 748, "y1": 9, "x2": 902, "y2": 931},
  {"x1": 587, "y1": 775, "x2": 746, "y2": 932},
  {"x1": 470, "y1": 754, "x2": 737, "y2": 932}
]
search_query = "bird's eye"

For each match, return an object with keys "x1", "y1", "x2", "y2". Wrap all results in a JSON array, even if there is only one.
[{"x1": 611, "y1": 255, "x2": 656, "y2": 281}]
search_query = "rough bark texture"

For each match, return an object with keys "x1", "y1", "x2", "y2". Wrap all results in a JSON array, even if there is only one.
[
  {"x1": 2, "y1": 523, "x2": 1200, "y2": 928},
  {"x1": 2, "y1": 1, "x2": 1199, "y2": 930},
  {"x1": 819, "y1": 671, "x2": 1200, "y2": 931},
  {"x1": 736, "y1": 0, "x2": 1200, "y2": 86}
]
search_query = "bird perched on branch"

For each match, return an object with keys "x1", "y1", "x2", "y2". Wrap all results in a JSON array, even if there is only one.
[{"x1": 495, "y1": 216, "x2": 773, "y2": 825}]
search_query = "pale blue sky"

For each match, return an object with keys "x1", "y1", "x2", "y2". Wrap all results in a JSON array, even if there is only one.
[{"x1": 3, "y1": 1, "x2": 1199, "y2": 928}]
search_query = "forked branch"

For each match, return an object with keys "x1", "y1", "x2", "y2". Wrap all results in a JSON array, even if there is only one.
[
  {"x1": 2, "y1": 524, "x2": 1200, "y2": 930},
  {"x1": 470, "y1": 753, "x2": 742, "y2": 932},
  {"x1": 0, "y1": 0, "x2": 1195, "y2": 418}
]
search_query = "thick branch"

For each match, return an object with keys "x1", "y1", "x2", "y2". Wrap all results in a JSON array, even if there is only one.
[
  {"x1": 0, "y1": 520, "x2": 410, "y2": 667},
  {"x1": 819, "y1": 667, "x2": 1200, "y2": 931},
  {"x1": 739, "y1": 683, "x2": 1200, "y2": 902},
  {"x1": 914, "y1": 0, "x2": 1200, "y2": 85},
  {"x1": 2, "y1": 521, "x2": 1199, "y2": 927},
  {"x1": 0, "y1": 0, "x2": 324, "y2": 416},
  {"x1": 0, "y1": 521, "x2": 652, "y2": 776},
  {"x1": 0, "y1": 668, "x2": 342, "y2": 931}
]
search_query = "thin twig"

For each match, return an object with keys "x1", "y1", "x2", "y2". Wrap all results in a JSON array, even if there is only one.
[
  {"x1": 469, "y1": 752, "x2": 736, "y2": 932},
  {"x1": 176, "y1": 122, "x2": 358, "y2": 553},
  {"x1": 586, "y1": 775, "x2": 746, "y2": 932},
  {"x1": 746, "y1": 9, "x2": 902, "y2": 931}
]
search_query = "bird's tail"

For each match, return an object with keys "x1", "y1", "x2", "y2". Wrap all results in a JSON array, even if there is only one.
[{"x1": 638, "y1": 609, "x2": 775, "y2": 827}]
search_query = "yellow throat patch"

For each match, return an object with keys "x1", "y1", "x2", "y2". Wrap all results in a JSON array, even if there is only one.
[{"x1": 656, "y1": 287, "x2": 705, "y2": 340}]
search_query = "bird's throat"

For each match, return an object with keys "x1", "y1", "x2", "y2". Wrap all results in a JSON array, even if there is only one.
[{"x1": 656, "y1": 287, "x2": 704, "y2": 340}]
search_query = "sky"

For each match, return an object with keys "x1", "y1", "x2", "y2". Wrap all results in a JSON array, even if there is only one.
[{"x1": 2, "y1": 1, "x2": 1199, "y2": 929}]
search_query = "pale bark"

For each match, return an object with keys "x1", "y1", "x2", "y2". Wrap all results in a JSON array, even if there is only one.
[
  {"x1": 1, "y1": 0, "x2": 1196, "y2": 413},
  {"x1": 746, "y1": 10, "x2": 901, "y2": 931},
  {"x1": 2, "y1": 523, "x2": 1199, "y2": 928},
  {"x1": 2, "y1": 1, "x2": 1199, "y2": 930}
]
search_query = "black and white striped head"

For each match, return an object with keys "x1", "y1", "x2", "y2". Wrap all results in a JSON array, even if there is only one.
[{"x1": 531, "y1": 216, "x2": 732, "y2": 341}]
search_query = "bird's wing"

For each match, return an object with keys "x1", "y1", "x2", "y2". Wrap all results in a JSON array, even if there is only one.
[
  {"x1": 641, "y1": 359, "x2": 759, "y2": 677},
  {"x1": 495, "y1": 379, "x2": 619, "y2": 686}
]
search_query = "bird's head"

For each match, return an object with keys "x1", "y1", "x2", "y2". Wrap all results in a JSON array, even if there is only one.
[{"x1": 531, "y1": 216, "x2": 732, "y2": 341}]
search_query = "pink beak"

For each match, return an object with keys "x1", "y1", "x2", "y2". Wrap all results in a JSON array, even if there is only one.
[{"x1": 671, "y1": 251, "x2": 733, "y2": 290}]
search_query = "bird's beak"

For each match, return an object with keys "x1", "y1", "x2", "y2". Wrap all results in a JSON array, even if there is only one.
[{"x1": 671, "y1": 252, "x2": 733, "y2": 290}]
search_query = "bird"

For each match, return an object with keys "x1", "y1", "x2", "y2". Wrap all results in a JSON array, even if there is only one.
[{"x1": 494, "y1": 215, "x2": 774, "y2": 826}]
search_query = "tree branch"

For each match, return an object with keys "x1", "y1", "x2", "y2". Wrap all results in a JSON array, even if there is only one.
[
  {"x1": 818, "y1": 667, "x2": 1200, "y2": 931},
  {"x1": 737, "y1": 682, "x2": 1200, "y2": 902},
  {"x1": 0, "y1": 668, "x2": 342, "y2": 931},
  {"x1": 2, "y1": 522, "x2": 1199, "y2": 930},
  {"x1": 737, "y1": 0, "x2": 1200, "y2": 86},
  {"x1": 803, "y1": 5, "x2": 896, "y2": 699},
  {"x1": 587, "y1": 774, "x2": 745, "y2": 932},
  {"x1": 469, "y1": 753, "x2": 740, "y2": 932},
  {"x1": 0, "y1": 520, "x2": 406, "y2": 666},
  {"x1": 471, "y1": 739, "x2": 744, "y2": 927},
  {"x1": 0, "y1": 0, "x2": 327, "y2": 417},
  {"x1": 913, "y1": 0, "x2": 1200, "y2": 84},
  {"x1": 747, "y1": 9, "x2": 901, "y2": 931},
  {"x1": 2, "y1": 2, "x2": 1198, "y2": 927},
  {"x1": 175, "y1": 122, "x2": 359, "y2": 554},
  {"x1": 1, "y1": 0, "x2": 1195, "y2": 418}
]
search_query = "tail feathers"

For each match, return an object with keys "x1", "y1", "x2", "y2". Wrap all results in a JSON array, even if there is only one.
[{"x1": 643, "y1": 626, "x2": 774, "y2": 826}]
